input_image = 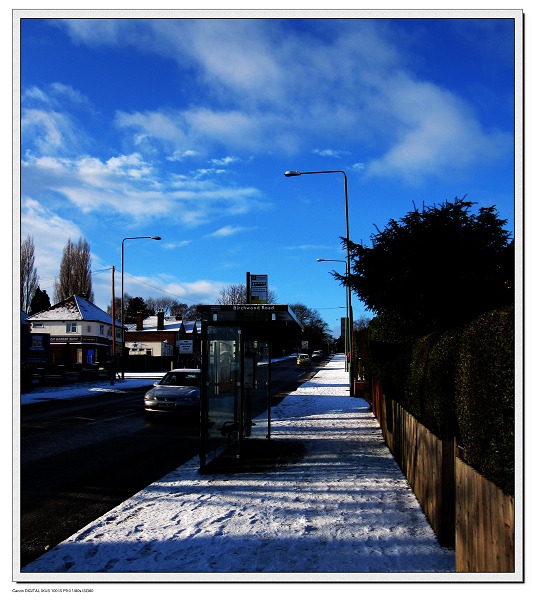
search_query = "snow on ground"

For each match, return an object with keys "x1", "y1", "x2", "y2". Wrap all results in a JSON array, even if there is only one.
[
  {"x1": 20, "y1": 376, "x2": 161, "y2": 405},
  {"x1": 19, "y1": 354, "x2": 456, "y2": 583}
]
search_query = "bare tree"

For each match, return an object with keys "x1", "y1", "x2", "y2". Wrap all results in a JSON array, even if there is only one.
[
  {"x1": 217, "y1": 283, "x2": 278, "y2": 304},
  {"x1": 21, "y1": 235, "x2": 39, "y2": 313},
  {"x1": 217, "y1": 283, "x2": 247, "y2": 304},
  {"x1": 54, "y1": 237, "x2": 94, "y2": 303}
]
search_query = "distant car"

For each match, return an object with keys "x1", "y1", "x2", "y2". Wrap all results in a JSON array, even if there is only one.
[
  {"x1": 312, "y1": 350, "x2": 323, "y2": 359},
  {"x1": 144, "y1": 369, "x2": 201, "y2": 416},
  {"x1": 297, "y1": 353, "x2": 311, "y2": 366}
]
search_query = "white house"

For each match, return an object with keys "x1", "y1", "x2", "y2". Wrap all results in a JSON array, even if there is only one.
[{"x1": 26, "y1": 295, "x2": 123, "y2": 367}]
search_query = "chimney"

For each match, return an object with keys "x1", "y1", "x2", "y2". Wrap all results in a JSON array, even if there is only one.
[
  {"x1": 136, "y1": 311, "x2": 143, "y2": 331},
  {"x1": 157, "y1": 311, "x2": 165, "y2": 331}
]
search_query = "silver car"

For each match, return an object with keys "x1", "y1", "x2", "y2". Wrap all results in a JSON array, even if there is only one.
[{"x1": 144, "y1": 369, "x2": 201, "y2": 416}]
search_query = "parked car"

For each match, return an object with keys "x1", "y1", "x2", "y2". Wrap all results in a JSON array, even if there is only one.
[
  {"x1": 312, "y1": 350, "x2": 323, "y2": 359},
  {"x1": 144, "y1": 368, "x2": 201, "y2": 416},
  {"x1": 297, "y1": 353, "x2": 311, "y2": 366}
]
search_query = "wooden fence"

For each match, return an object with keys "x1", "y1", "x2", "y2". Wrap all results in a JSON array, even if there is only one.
[
  {"x1": 455, "y1": 458, "x2": 515, "y2": 572},
  {"x1": 370, "y1": 379, "x2": 514, "y2": 572}
]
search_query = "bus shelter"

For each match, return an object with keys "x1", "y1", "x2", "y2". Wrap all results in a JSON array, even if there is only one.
[{"x1": 197, "y1": 305, "x2": 303, "y2": 473}]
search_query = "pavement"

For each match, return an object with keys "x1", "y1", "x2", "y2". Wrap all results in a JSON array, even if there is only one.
[{"x1": 17, "y1": 354, "x2": 457, "y2": 584}]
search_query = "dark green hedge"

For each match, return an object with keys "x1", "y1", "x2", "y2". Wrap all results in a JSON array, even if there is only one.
[
  {"x1": 455, "y1": 305, "x2": 515, "y2": 495},
  {"x1": 360, "y1": 305, "x2": 514, "y2": 496}
]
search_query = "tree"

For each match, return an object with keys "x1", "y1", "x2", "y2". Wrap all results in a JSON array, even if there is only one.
[
  {"x1": 54, "y1": 237, "x2": 94, "y2": 303},
  {"x1": 21, "y1": 235, "x2": 39, "y2": 313},
  {"x1": 107, "y1": 296, "x2": 123, "y2": 320},
  {"x1": 354, "y1": 315, "x2": 371, "y2": 331},
  {"x1": 124, "y1": 296, "x2": 150, "y2": 323},
  {"x1": 336, "y1": 197, "x2": 513, "y2": 337},
  {"x1": 29, "y1": 287, "x2": 51, "y2": 315},
  {"x1": 289, "y1": 302, "x2": 332, "y2": 350},
  {"x1": 145, "y1": 296, "x2": 189, "y2": 317},
  {"x1": 217, "y1": 283, "x2": 278, "y2": 304}
]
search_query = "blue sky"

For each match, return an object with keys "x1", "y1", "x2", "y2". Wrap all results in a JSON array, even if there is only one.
[{"x1": 18, "y1": 12, "x2": 520, "y2": 337}]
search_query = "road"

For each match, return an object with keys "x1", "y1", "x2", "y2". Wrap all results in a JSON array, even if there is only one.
[{"x1": 19, "y1": 358, "x2": 325, "y2": 568}]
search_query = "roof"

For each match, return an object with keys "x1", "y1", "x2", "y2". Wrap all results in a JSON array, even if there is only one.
[
  {"x1": 142, "y1": 315, "x2": 183, "y2": 332},
  {"x1": 126, "y1": 316, "x2": 200, "y2": 334},
  {"x1": 27, "y1": 295, "x2": 121, "y2": 327}
]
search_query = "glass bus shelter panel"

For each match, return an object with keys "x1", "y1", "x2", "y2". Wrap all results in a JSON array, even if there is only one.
[
  {"x1": 203, "y1": 326, "x2": 241, "y2": 450},
  {"x1": 243, "y1": 341, "x2": 270, "y2": 439}
]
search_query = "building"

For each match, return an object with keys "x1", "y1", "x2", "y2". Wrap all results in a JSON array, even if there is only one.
[
  {"x1": 125, "y1": 311, "x2": 201, "y2": 369},
  {"x1": 26, "y1": 295, "x2": 123, "y2": 368}
]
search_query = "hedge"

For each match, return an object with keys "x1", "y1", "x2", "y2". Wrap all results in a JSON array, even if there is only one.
[{"x1": 359, "y1": 304, "x2": 514, "y2": 496}]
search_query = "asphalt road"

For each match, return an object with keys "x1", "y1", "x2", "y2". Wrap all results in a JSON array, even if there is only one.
[{"x1": 18, "y1": 358, "x2": 324, "y2": 568}]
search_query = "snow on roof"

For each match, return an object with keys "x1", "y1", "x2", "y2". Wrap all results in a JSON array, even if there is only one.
[
  {"x1": 148, "y1": 316, "x2": 183, "y2": 331},
  {"x1": 27, "y1": 295, "x2": 121, "y2": 327},
  {"x1": 125, "y1": 316, "x2": 199, "y2": 333},
  {"x1": 182, "y1": 321, "x2": 196, "y2": 334}
]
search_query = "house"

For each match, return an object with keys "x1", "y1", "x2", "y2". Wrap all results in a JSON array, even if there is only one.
[
  {"x1": 125, "y1": 311, "x2": 200, "y2": 368},
  {"x1": 26, "y1": 295, "x2": 123, "y2": 368}
]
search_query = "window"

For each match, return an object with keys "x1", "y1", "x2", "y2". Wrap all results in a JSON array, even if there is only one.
[
  {"x1": 32, "y1": 323, "x2": 44, "y2": 328},
  {"x1": 87, "y1": 325, "x2": 91, "y2": 333},
  {"x1": 66, "y1": 323, "x2": 78, "y2": 333},
  {"x1": 100, "y1": 324, "x2": 104, "y2": 335}
]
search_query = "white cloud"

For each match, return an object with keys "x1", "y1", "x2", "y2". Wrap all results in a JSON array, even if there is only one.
[
  {"x1": 21, "y1": 198, "x2": 83, "y2": 294},
  {"x1": 45, "y1": 19, "x2": 512, "y2": 185},
  {"x1": 166, "y1": 149, "x2": 199, "y2": 162},
  {"x1": 49, "y1": 83, "x2": 92, "y2": 108},
  {"x1": 22, "y1": 152, "x2": 267, "y2": 226},
  {"x1": 206, "y1": 225, "x2": 250, "y2": 238},
  {"x1": 364, "y1": 75, "x2": 513, "y2": 184},
  {"x1": 22, "y1": 109, "x2": 77, "y2": 154},
  {"x1": 194, "y1": 168, "x2": 226, "y2": 177},
  {"x1": 313, "y1": 149, "x2": 352, "y2": 158},
  {"x1": 162, "y1": 240, "x2": 191, "y2": 250},
  {"x1": 283, "y1": 244, "x2": 331, "y2": 251},
  {"x1": 209, "y1": 156, "x2": 241, "y2": 166},
  {"x1": 154, "y1": 279, "x2": 228, "y2": 305},
  {"x1": 115, "y1": 110, "x2": 188, "y2": 147}
]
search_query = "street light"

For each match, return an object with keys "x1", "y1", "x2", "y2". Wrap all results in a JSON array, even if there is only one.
[
  {"x1": 317, "y1": 259, "x2": 349, "y2": 370},
  {"x1": 120, "y1": 235, "x2": 161, "y2": 379},
  {"x1": 285, "y1": 170, "x2": 354, "y2": 394}
]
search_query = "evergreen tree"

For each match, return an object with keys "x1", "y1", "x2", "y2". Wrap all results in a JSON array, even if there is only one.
[
  {"x1": 54, "y1": 237, "x2": 94, "y2": 303},
  {"x1": 124, "y1": 296, "x2": 150, "y2": 322},
  {"x1": 29, "y1": 287, "x2": 51, "y2": 315},
  {"x1": 336, "y1": 197, "x2": 513, "y2": 337},
  {"x1": 21, "y1": 235, "x2": 39, "y2": 313}
]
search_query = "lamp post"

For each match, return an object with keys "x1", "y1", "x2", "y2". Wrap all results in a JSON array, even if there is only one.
[
  {"x1": 120, "y1": 235, "x2": 161, "y2": 379},
  {"x1": 317, "y1": 258, "x2": 349, "y2": 372},
  {"x1": 285, "y1": 170, "x2": 354, "y2": 394}
]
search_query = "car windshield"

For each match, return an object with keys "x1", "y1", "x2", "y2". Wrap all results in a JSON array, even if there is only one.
[{"x1": 159, "y1": 372, "x2": 200, "y2": 386}]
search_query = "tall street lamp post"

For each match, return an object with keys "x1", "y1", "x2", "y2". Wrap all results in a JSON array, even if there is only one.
[
  {"x1": 317, "y1": 258, "x2": 349, "y2": 371},
  {"x1": 120, "y1": 235, "x2": 161, "y2": 379},
  {"x1": 285, "y1": 170, "x2": 354, "y2": 394}
]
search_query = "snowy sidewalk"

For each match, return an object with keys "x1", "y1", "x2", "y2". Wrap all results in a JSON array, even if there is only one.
[{"x1": 19, "y1": 354, "x2": 455, "y2": 581}]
